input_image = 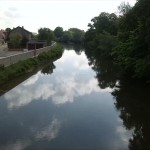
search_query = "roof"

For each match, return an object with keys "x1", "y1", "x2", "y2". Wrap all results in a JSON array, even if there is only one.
[
  {"x1": 8, "y1": 26, "x2": 32, "y2": 36},
  {"x1": 28, "y1": 39, "x2": 47, "y2": 44}
]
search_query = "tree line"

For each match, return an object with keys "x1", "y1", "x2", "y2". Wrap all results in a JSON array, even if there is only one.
[
  {"x1": 84, "y1": 0, "x2": 150, "y2": 82},
  {"x1": 5, "y1": 26, "x2": 85, "y2": 47},
  {"x1": 36, "y1": 27, "x2": 85, "y2": 45}
]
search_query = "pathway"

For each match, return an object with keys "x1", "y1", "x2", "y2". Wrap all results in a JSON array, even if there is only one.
[{"x1": 0, "y1": 44, "x2": 22, "y2": 58}]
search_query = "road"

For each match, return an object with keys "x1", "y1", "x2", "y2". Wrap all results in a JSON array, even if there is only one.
[{"x1": 0, "y1": 44, "x2": 22, "y2": 58}]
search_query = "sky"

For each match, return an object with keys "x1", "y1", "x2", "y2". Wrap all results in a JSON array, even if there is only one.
[{"x1": 0, "y1": 0, "x2": 136, "y2": 33}]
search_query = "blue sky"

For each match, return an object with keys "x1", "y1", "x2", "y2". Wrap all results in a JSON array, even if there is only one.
[{"x1": 0, "y1": 0, "x2": 136, "y2": 33}]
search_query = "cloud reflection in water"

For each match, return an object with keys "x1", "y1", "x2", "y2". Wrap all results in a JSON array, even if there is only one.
[
  {"x1": 4, "y1": 50, "x2": 112, "y2": 109},
  {"x1": 35, "y1": 118, "x2": 61, "y2": 141}
]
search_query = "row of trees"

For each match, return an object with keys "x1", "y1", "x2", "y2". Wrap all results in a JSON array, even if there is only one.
[
  {"x1": 84, "y1": 0, "x2": 150, "y2": 81},
  {"x1": 37, "y1": 27, "x2": 85, "y2": 45},
  {"x1": 54, "y1": 27, "x2": 85, "y2": 44},
  {"x1": 4, "y1": 26, "x2": 85, "y2": 49}
]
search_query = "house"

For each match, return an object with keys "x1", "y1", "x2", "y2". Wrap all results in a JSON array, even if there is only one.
[
  {"x1": 7, "y1": 26, "x2": 33, "y2": 50},
  {"x1": 0, "y1": 30, "x2": 6, "y2": 45},
  {"x1": 8, "y1": 26, "x2": 32, "y2": 41},
  {"x1": 7, "y1": 26, "x2": 47, "y2": 51}
]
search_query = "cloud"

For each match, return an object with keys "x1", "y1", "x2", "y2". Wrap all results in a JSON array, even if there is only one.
[
  {"x1": 23, "y1": 72, "x2": 42, "y2": 86},
  {"x1": 52, "y1": 77, "x2": 111, "y2": 105},
  {"x1": 3, "y1": 50, "x2": 113, "y2": 109},
  {"x1": 0, "y1": 140, "x2": 31, "y2": 150},
  {"x1": 9, "y1": 7, "x2": 17, "y2": 11},
  {"x1": 4, "y1": 75, "x2": 111, "y2": 109},
  {"x1": 35, "y1": 118, "x2": 61, "y2": 141},
  {"x1": 4, "y1": 11, "x2": 20, "y2": 18},
  {"x1": 74, "y1": 53, "x2": 90, "y2": 70},
  {"x1": 4, "y1": 83, "x2": 56, "y2": 109},
  {"x1": 0, "y1": 118, "x2": 61, "y2": 150}
]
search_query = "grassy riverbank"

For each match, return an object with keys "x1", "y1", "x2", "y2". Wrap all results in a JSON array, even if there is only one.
[{"x1": 0, "y1": 44, "x2": 64, "y2": 85}]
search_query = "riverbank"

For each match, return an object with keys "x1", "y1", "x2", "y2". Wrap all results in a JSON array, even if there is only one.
[{"x1": 0, "y1": 44, "x2": 64, "y2": 86}]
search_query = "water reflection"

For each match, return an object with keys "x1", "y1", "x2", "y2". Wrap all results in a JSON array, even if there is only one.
[
  {"x1": 35, "y1": 118, "x2": 61, "y2": 141},
  {"x1": 4, "y1": 50, "x2": 112, "y2": 109},
  {"x1": 85, "y1": 48, "x2": 119, "y2": 89},
  {"x1": 0, "y1": 45, "x2": 133, "y2": 150},
  {"x1": 41, "y1": 62, "x2": 56, "y2": 75},
  {"x1": 112, "y1": 79, "x2": 150, "y2": 150},
  {"x1": 85, "y1": 46, "x2": 150, "y2": 149},
  {"x1": 62, "y1": 43, "x2": 84, "y2": 55}
]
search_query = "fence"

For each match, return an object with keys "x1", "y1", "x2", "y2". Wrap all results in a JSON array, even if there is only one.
[{"x1": 0, "y1": 43, "x2": 56, "y2": 67}]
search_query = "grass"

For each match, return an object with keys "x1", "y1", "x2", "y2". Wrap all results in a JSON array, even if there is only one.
[{"x1": 0, "y1": 44, "x2": 64, "y2": 85}]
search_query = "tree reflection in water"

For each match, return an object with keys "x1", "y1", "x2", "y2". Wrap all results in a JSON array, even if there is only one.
[
  {"x1": 85, "y1": 47, "x2": 150, "y2": 149},
  {"x1": 112, "y1": 79, "x2": 150, "y2": 150},
  {"x1": 85, "y1": 48, "x2": 119, "y2": 89},
  {"x1": 62, "y1": 43, "x2": 84, "y2": 55},
  {"x1": 41, "y1": 62, "x2": 56, "y2": 75}
]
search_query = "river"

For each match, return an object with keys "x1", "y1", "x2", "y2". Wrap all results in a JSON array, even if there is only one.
[{"x1": 0, "y1": 45, "x2": 149, "y2": 150}]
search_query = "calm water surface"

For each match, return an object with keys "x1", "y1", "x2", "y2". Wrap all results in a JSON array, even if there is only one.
[{"x1": 0, "y1": 46, "x2": 139, "y2": 150}]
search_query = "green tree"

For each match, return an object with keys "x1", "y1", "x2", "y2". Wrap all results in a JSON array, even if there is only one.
[
  {"x1": 84, "y1": 12, "x2": 118, "y2": 56},
  {"x1": 61, "y1": 31, "x2": 72, "y2": 43},
  {"x1": 5, "y1": 28, "x2": 11, "y2": 33},
  {"x1": 10, "y1": 33, "x2": 22, "y2": 49},
  {"x1": 68, "y1": 28, "x2": 85, "y2": 44},
  {"x1": 112, "y1": 0, "x2": 150, "y2": 79},
  {"x1": 38, "y1": 28, "x2": 54, "y2": 45},
  {"x1": 54, "y1": 26, "x2": 63, "y2": 40}
]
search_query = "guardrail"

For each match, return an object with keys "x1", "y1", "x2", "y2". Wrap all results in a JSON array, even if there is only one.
[{"x1": 0, "y1": 42, "x2": 56, "y2": 67}]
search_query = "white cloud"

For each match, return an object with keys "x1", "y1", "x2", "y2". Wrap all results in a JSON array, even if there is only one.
[
  {"x1": 23, "y1": 72, "x2": 42, "y2": 86},
  {"x1": 35, "y1": 118, "x2": 61, "y2": 141},
  {"x1": 112, "y1": 118, "x2": 133, "y2": 149},
  {"x1": 9, "y1": 7, "x2": 17, "y2": 11},
  {"x1": 0, "y1": 118, "x2": 61, "y2": 150},
  {"x1": 52, "y1": 77, "x2": 111, "y2": 105},
  {"x1": 4, "y1": 11, "x2": 20, "y2": 18},
  {"x1": 55, "y1": 50, "x2": 90, "y2": 71},
  {"x1": 0, "y1": 0, "x2": 136, "y2": 32},
  {"x1": 4, "y1": 74, "x2": 111, "y2": 109},
  {"x1": 4, "y1": 84, "x2": 56, "y2": 109}
]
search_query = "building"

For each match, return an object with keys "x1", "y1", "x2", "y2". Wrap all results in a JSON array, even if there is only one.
[
  {"x1": 27, "y1": 39, "x2": 47, "y2": 50},
  {"x1": 7, "y1": 26, "x2": 33, "y2": 50},
  {"x1": 8, "y1": 26, "x2": 32, "y2": 41},
  {"x1": 7, "y1": 26, "x2": 47, "y2": 51},
  {"x1": 0, "y1": 30, "x2": 6, "y2": 45}
]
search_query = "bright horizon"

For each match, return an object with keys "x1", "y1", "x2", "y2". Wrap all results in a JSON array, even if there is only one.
[{"x1": 0, "y1": 0, "x2": 136, "y2": 33}]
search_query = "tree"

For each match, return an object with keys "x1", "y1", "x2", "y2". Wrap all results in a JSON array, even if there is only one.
[
  {"x1": 68, "y1": 28, "x2": 85, "y2": 44},
  {"x1": 54, "y1": 27, "x2": 63, "y2": 40},
  {"x1": 118, "y1": 2, "x2": 132, "y2": 15},
  {"x1": 112, "y1": 0, "x2": 150, "y2": 79},
  {"x1": 5, "y1": 28, "x2": 11, "y2": 42},
  {"x1": 5, "y1": 28, "x2": 11, "y2": 33},
  {"x1": 9, "y1": 33, "x2": 22, "y2": 49},
  {"x1": 87, "y1": 12, "x2": 118, "y2": 36},
  {"x1": 61, "y1": 31, "x2": 72, "y2": 43},
  {"x1": 84, "y1": 12, "x2": 118, "y2": 53},
  {"x1": 38, "y1": 28, "x2": 54, "y2": 45}
]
